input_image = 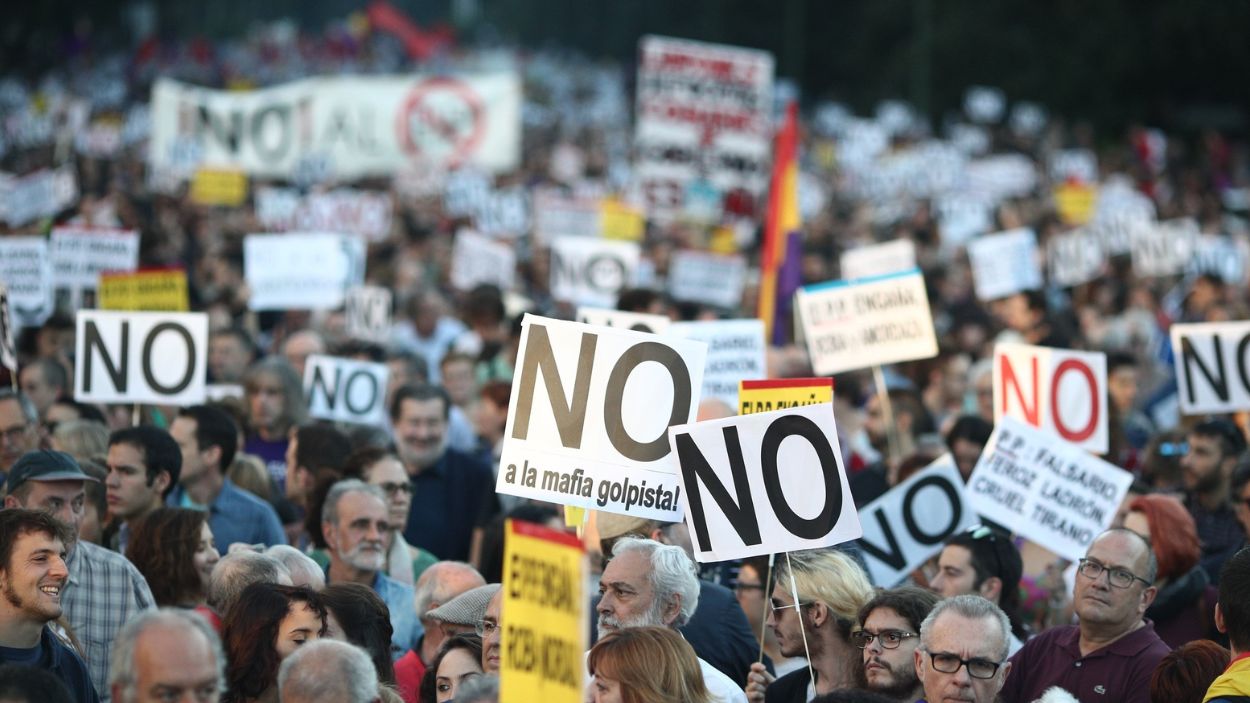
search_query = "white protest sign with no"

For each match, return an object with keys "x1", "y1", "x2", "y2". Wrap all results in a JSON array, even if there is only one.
[
  {"x1": 549, "y1": 238, "x2": 640, "y2": 308},
  {"x1": 796, "y1": 269, "x2": 938, "y2": 376},
  {"x1": 74, "y1": 310, "x2": 208, "y2": 405},
  {"x1": 669, "y1": 319, "x2": 766, "y2": 408},
  {"x1": 666, "y1": 251, "x2": 747, "y2": 309},
  {"x1": 857, "y1": 455, "x2": 974, "y2": 586},
  {"x1": 967, "y1": 229, "x2": 1043, "y2": 301},
  {"x1": 993, "y1": 343, "x2": 1108, "y2": 454},
  {"x1": 840, "y1": 239, "x2": 917, "y2": 279},
  {"x1": 1171, "y1": 321, "x2": 1250, "y2": 415},
  {"x1": 0, "y1": 236, "x2": 53, "y2": 326},
  {"x1": 304, "y1": 355, "x2": 390, "y2": 425},
  {"x1": 0, "y1": 284, "x2": 16, "y2": 375},
  {"x1": 667, "y1": 402, "x2": 861, "y2": 563},
  {"x1": 244, "y1": 233, "x2": 365, "y2": 311},
  {"x1": 497, "y1": 315, "x2": 707, "y2": 520},
  {"x1": 451, "y1": 229, "x2": 517, "y2": 292},
  {"x1": 576, "y1": 308, "x2": 671, "y2": 334},
  {"x1": 1046, "y1": 229, "x2": 1103, "y2": 288},
  {"x1": 965, "y1": 417, "x2": 1132, "y2": 562},
  {"x1": 345, "y1": 286, "x2": 392, "y2": 343},
  {"x1": 1131, "y1": 219, "x2": 1197, "y2": 278}
]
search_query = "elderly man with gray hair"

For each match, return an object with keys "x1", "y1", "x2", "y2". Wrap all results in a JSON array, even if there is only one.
[
  {"x1": 278, "y1": 639, "x2": 380, "y2": 703},
  {"x1": 207, "y1": 550, "x2": 292, "y2": 617},
  {"x1": 109, "y1": 609, "x2": 225, "y2": 703},
  {"x1": 913, "y1": 595, "x2": 1013, "y2": 703}
]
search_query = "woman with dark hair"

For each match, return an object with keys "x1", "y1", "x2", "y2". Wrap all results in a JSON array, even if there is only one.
[
  {"x1": 419, "y1": 634, "x2": 484, "y2": 703},
  {"x1": 321, "y1": 582, "x2": 398, "y2": 687},
  {"x1": 221, "y1": 583, "x2": 327, "y2": 703},
  {"x1": 125, "y1": 507, "x2": 219, "y2": 608}
]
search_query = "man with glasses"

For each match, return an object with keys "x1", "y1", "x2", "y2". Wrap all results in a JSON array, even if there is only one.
[
  {"x1": 1182, "y1": 417, "x2": 1249, "y2": 582},
  {"x1": 851, "y1": 586, "x2": 938, "y2": 702},
  {"x1": 1000, "y1": 528, "x2": 1169, "y2": 703},
  {"x1": 928, "y1": 525, "x2": 1027, "y2": 654},
  {"x1": 0, "y1": 390, "x2": 39, "y2": 483},
  {"x1": 914, "y1": 594, "x2": 1012, "y2": 703}
]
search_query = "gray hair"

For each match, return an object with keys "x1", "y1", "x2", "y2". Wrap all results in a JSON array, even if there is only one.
[
  {"x1": 207, "y1": 551, "x2": 292, "y2": 612},
  {"x1": 454, "y1": 673, "x2": 499, "y2": 703},
  {"x1": 109, "y1": 609, "x2": 225, "y2": 703},
  {"x1": 51, "y1": 420, "x2": 110, "y2": 462},
  {"x1": 611, "y1": 537, "x2": 700, "y2": 627},
  {"x1": 278, "y1": 639, "x2": 378, "y2": 703},
  {"x1": 919, "y1": 595, "x2": 1012, "y2": 662},
  {"x1": 322, "y1": 479, "x2": 386, "y2": 527},
  {"x1": 413, "y1": 561, "x2": 484, "y2": 617},
  {"x1": 265, "y1": 544, "x2": 326, "y2": 590},
  {"x1": 0, "y1": 389, "x2": 37, "y2": 424}
]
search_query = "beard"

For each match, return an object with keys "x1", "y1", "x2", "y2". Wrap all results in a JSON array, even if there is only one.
[
  {"x1": 596, "y1": 600, "x2": 667, "y2": 640},
  {"x1": 340, "y1": 540, "x2": 386, "y2": 573},
  {"x1": 2, "y1": 576, "x2": 62, "y2": 621},
  {"x1": 863, "y1": 657, "x2": 921, "y2": 701}
]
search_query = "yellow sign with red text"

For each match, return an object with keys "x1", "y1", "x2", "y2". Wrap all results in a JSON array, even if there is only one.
[
  {"x1": 98, "y1": 269, "x2": 190, "y2": 312},
  {"x1": 738, "y1": 377, "x2": 834, "y2": 416}
]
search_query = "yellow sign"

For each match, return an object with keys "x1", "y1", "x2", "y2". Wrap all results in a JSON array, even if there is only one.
[
  {"x1": 98, "y1": 269, "x2": 190, "y2": 312},
  {"x1": 600, "y1": 198, "x2": 645, "y2": 241},
  {"x1": 501, "y1": 519, "x2": 585, "y2": 703},
  {"x1": 1054, "y1": 183, "x2": 1097, "y2": 225},
  {"x1": 190, "y1": 169, "x2": 249, "y2": 207},
  {"x1": 738, "y1": 377, "x2": 833, "y2": 416}
]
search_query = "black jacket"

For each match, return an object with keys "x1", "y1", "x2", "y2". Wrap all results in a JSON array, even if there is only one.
[{"x1": 0, "y1": 626, "x2": 99, "y2": 703}]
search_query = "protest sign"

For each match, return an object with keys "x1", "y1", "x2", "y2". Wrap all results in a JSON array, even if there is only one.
[
  {"x1": 496, "y1": 315, "x2": 707, "y2": 520},
  {"x1": 344, "y1": 286, "x2": 392, "y2": 343},
  {"x1": 255, "y1": 188, "x2": 394, "y2": 242},
  {"x1": 1049, "y1": 149, "x2": 1099, "y2": 184},
  {"x1": 667, "y1": 402, "x2": 861, "y2": 562},
  {"x1": 1053, "y1": 183, "x2": 1097, "y2": 225},
  {"x1": 1171, "y1": 321, "x2": 1250, "y2": 414},
  {"x1": 0, "y1": 284, "x2": 16, "y2": 376},
  {"x1": 967, "y1": 229, "x2": 1043, "y2": 301},
  {"x1": 840, "y1": 239, "x2": 917, "y2": 279},
  {"x1": 74, "y1": 311, "x2": 208, "y2": 405},
  {"x1": 669, "y1": 319, "x2": 766, "y2": 408},
  {"x1": 965, "y1": 417, "x2": 1133, "y2": 562},
  {"x1": 451, "y1": 229, "x2": 517, "y2": 292},
  {"x1": 189, "y1": 169, "x2": 248, "y2": 207},
  {"x1": 1131, "y1": 219, "x2": 1198, "y2": 278},
  {"x1": 666, "y1": 251, "x2": 747, "y2": 309},
  {"x1": 600, "y1": 199, "x2": 646, "y2": 241},
  {"x1": 205, "y1": 384, "x2": 244, "y2": 402},
  {"x1": 50, "y1": 226, "x2": 140, "y2": 290},
  {"x1": 738, "y1": 377, "x2": 833, "y2": 416},
  {"x1": 0, "y1": 236, "x2": 53, "y2": 326},
  {"x1": 532, "y1": 191, "x2": 602, "y2": 243},
  {"x1": 964, "y1": 155, "x2": 1036, "y2": 203},
  {"x1": 993, "y1": 343, "x2": 1108, "y2": 454},
  {"x1": 244, "y1": 233, "x2": 365, "y2": 311},
  {"x1": 857, "y1": 455, "x2": 974, "y2": 586},
  {"x1": 795, "y1": 269, "x2": 939, "y2": 376},
  {"x1": 1091, "y1": 185, "x2": 1155, "y2": 256},
  {"x1": 473, "y1": 187, "x2": 529, "y2": 237},
  {"x1": 575, "y1": 308, "x2": 670, "y2": 334},
  {"x1": 1188, "y1": 234, "x2": 1249, "y2": 285},
  {"x1": 935, "y1": 194, "x2": 994, "y2": 249},
  {"x1": 150, "y1": 74, "x2": 522, "y2": 179},
  {"x1": 304, "y1": 355, "x2": 390, "y2": 425},
  {"x1": 2, "y1": 167, "x2": 78, "y2": 227},
  {"x1": 98, "y1": 268, "x2": 190, "y2": 312},
  {"x1": 1046, "y1": 229, "x2": 1103, "y2": 288},
  {"x1": 500, "y1": 519, "x2": 585, "y2": 703},
  {"x1": 549, "y1": 238, "x2": 639, "y2": 308}
]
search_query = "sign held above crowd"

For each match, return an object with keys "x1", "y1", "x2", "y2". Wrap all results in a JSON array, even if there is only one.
[
  {"x1": 993, "y1": 343, "x2": 1108, "y2": 454},
  {"x1": 74, "y1": 310, "x2": 208, "y2": 405},
  {"x1": 304, "y1": 355, "x2": 390, "y2": 425},
  {"x1": 1171, "y1": 321, "x2": 1250, "y2": 415}
]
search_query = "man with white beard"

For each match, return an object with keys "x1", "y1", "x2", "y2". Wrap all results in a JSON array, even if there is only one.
[{"x1": 322, "y1": 479, "x2": 421, "y2": 660}]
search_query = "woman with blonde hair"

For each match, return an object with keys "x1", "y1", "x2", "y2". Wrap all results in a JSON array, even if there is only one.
[{"x1": 587, "y1": 626, "x2": 711, "y2": 703}]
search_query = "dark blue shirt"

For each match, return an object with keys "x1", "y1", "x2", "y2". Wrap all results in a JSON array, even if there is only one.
[
  {"x1": 402, "y1": 448, "x2": 494, "y2": 561},
  {"x1": 168, "y1": 477, "x2": 286, "y2": 549},
  {"x1": 0, "y1": 627, "x2": 100, "y2": 703}
]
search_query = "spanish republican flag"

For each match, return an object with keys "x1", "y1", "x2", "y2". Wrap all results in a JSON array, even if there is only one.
[{"x1": 758, "y1": 101, "x2": 803, "y2": 346}]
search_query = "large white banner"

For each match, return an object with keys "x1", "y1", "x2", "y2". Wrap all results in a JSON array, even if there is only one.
[
  {"x1": 1172, "y1": 321, "x2": 1250, "y2": 414},
  {"x1": 967, "y1": 229, "x2": 1043, "y2": 301},
  {"x1": 666, "y1": 251, "x2": 747, "y2": 309},
  {"x1": 244, "y1": 233, "x2": 366, "y2": 311},
  {"x1": 150, "y1": 74, "x2": 521, "y2": 179},
  {"x1": 993, "y1": 343, "x2": 1108, "y2": 454},
  {"x1": 0, "y1": 237, "x2": 53, "y2": 326},
  {"x1": 549, "y1": 238, "x2": 640, "y2": 308},
  {"x1": 497, "y1": 315, "x2": 707, "y2": 520},
  {"x1": 669, "y1": 319, "x2": 766, "y2": 408},
  {"x1": 74, "y1": 310, "x2": 208, "y2": 405}
]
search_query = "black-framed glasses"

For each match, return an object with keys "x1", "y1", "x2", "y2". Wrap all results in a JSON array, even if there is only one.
[
  {"x1": 1077, "y1": 558, "x2": 1151, "y2": 589},
  {"x1": 377, "y1": 482, "x2": 414, "y2": 496},
  {"x1": 926, "y1": 651, "x2": 1003, "y2": 679},
  {"x1": 850, "y1": 629, "x2": 917, "y2": 650},
  {"x1": 0, "y1": 423, "x2": 29, "y2": 443},
  {"x1": 734, "y1": 581, "x2": 765, "y2": 594}
]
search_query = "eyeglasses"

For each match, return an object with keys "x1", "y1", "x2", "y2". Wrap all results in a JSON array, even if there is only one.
[
  {"x1": 0, "y1": 423, "x2": 30, "y2": 443},
  {"x1": 1077, "y1": 558, "x2": 1151, "y2": 589},
  {"x1": 734, "y1": 581, "x2": 764, "y2": 594},
  {"x1": 851, "y1": 629, "x2": 917, "y2": 650},
  {"x1": 475, "y1": 618, "x2": 500, "y2": 637},
  {"x1": 926, "y1": 651, "x2": 1003, "y2": 679},
  {"x1": 377, "y1": 482, "x2": 414, "y2": 496},
  {"x1": 769, "y1": 598, "x2": 809, "y2": 613}
]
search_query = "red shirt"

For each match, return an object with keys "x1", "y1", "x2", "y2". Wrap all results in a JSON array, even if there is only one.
[{"x1": 394, "y1": 649, "x2": 426, "y2": 703}]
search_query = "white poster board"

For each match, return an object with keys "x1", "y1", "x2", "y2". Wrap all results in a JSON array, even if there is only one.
[
  {"x1": 450, "y1": 229, "x2": 517, "y2": 292},
  {"x1": 304, "y1": 355, "x2": 390, "y2": 425},
  {"x1": 666, "y1": 251, "x2": 748, "y2": 309},
  {"x1": 576, "y1": 308, "x2": 671, "y2": 334},
  {"x1": 967, "y1": 229, "x2": 1043, "y2": 301},
  {"x1": 344, "y1": 286, "x2": 392, "y2": 343},
  {"x1": 1046, "y1": 229, "x2": 1103, "y2": 288},
  {"x1": 669, "y1": 319, "x2": 766, "y2": 408},
  {"x1": 0, "y1": 284, "x2": 16, "y2": 375},
  {"x1": 993, "y1": 343, "x2": 1108, "y2": 454},
  {"x1": 244, "y1": 233, "x2": 366, "y2": 311},
  {"x1": 1171, "y1": 321, "x2": 1250, "y2": 415},
  {"x1": 0, "y1": 236, "x2": 53, "y2": 326},
  {"x1": 74, "y1": 310, "x2": 208, "y2": 405},
  {"x1": 840, "y1": 239, "x2": 917, "y2": 279},
  {"x1": 549, "y1": 238, "x2": 640, "y2": 308},
  {"x1": 50, "y1": 226, "x2": 141, "y2": 289},
  {"x1": 1131, "y1": 219, "x2": 1197, "y2": 278}
]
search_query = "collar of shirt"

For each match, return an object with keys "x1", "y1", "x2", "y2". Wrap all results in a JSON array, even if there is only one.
[{"x1": 1065, "y1": 620, "x2": 1161, "y2": 659}]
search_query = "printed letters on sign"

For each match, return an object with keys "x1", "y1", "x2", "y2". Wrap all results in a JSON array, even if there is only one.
[
  {"x1": 549, "y1": 238, "x2": 640, "y2": 309},
  {"x1": 669, "y1": 319, "x2": 766, "y2": 408},
  {"x1": 74, "y1": 311, "x2": 208, "y2": 405},
  {"x1": 345, "y1": 286, "x2": 393, "y2": 343},
  {"x1": 303, "y1": 355, "x2": 390, "y2": 425},
  {"x1": 1171, "y1": 321, "x2": 1250, "y2": 415},
  {"x1": 967, "y1": 228, "x2": 1043, "y2": 301},
  {"x1": 993, "y1": 343, "x2": 1108, "y2": 454},
  {"x1": 738, "y1": 377, "x2": 833, "y2": 416}
]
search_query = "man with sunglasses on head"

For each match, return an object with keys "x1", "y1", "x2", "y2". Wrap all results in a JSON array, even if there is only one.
[
  {"x1": 928, "y1": 525, "x2": 1028, "y2": 654},
  {"x1": 1182, "y1": 417, "x2": 1249, "y2": 583},
  {"x1": 914, "y1": 594, "x2": 1013, "y2": 703},
  {"x1": 851, "y1": 586, "x2": 938, "y2": 702},
  {"x1": 1000, "y1": 528, "x2": 1169, "y2": 703}
]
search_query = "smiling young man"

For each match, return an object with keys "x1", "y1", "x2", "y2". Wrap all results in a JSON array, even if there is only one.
[
  {"x1": 852, "y1": 587, "x2": 939, "y2": 702},
  {"x1": 106, "y1": 426, "x2": 182, "y2": 555}
]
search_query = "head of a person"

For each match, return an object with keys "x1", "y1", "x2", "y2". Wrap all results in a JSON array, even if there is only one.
[
  {"x1": 106, "y1": 426, "x2": 182, "y2": 522},
  {"x1": 945, "y1": 415, "x2": 993, "y2": 480},
  {"x1": 243, "y1": 358, "x2": 306, "y2": 436},
  {"x1": 1123, "y1": 494, "x2": 1201, "y2": 583},
  {"x1": 865, "y1": 388, "x2": 933, "y2": 451},
  {"x1": 19, "y1": 358, "x2": 68, "y2": 417},
  {"x1": 1149, "y1": 639, "x2": 1230, "y2": 703},
  {"x1": 264, "y1": 544, "x2": 325, "y2": 590},
  {"x1": 285, "y1": 423, "x2": 353, "y2": 504},
  {"x1": 420, "y1": 633, "x2": 485, "y2": 703},
  {"x1": 0, "y1": 664, "x2": 74, "y2": 703},
  {"x1": 596, "y1": 537, "x2": 700, "y2": 640},
  {"x1": 171, "y1": 405, "x2": 239, "y2": 484},
  {"x1": 109, "y1": 608, "x2": 225, "y2": 703},
  {"x1": 208, "y1": 326, "x2": 256, "y2": 384},
  {"x1": 49, "y1": 419, "x2": 109, "y2": 463},
  {"x1": 1217, "y1": 546, "x2": 1250, "y2": 654},
  {"x1": 463, "y1": 284, "x2": 506, "y2": 342},
  {"x1": 587, "y1": 626, "x2": 711, "y2": 703},
  {"x1": 480, "y1": 589, "x2": 503, "y2": 673},
  {"x1": 1182, "y1": 416, "x2": 1248, "y2": 496},
  {"x1": 281, "y1": 330, "x2": 325, "y2": 381},
  {"x1": 2, "y1": 450, "x2": 96, "y2": 541},
  {"x1": 126, "y1": 508, "x2": 218, "y2": 608},
  {"x1": 853, "y1": 587, "x2": 940, "y2": 699},
  {"x1": 439, "y1": 351, "x2": 478, "y2": 408},
  {"x1": 321, "y1": 479, "x2": 389, "y2": 575},
  {"x1": 342, "y1": 447, "x2": 411, "y2": 535},
  {"x1": 430, "y1": 582, "x2": 500, "y2": 647},
  {"x1": 385, "y1": 351, "x2": 430, "y2": 408},
  {"x1": 78, "y1": 458, "x2": 109, "y2": 546},
  {"x1": 221, "y1": 582, "x2": 327, "y2": 701},
  {"x1": 1234, "y1": 460, "x2": 1250, "y2": 540},
  {"x1": 278, "y1": 639, "x2": 380, "y2": 703},
  {"x1": 915, "y1": 595, "x2": 1012, "y2": 703},
  {"x1": 1143, "y1": 429, "x2": 1188, "y2": 490},
  {"x1": 1106, "y1": 352, "x2": 1140, "y2": 415},
  {"x1": 473, "y1": 381, "x2": 512, "y2": 444},
  {"x1": 734, "y1": 556, "x2": 770, "y2": 636},
  {"x1": 930, "y1": 526, "x2": 1023, "y2": 628},
  {"x1": 768, "y1": 549, "x2": 875, "y2": 659},
  {"x1": 45, "y1": 398, "x2": 108, "y2": 431},
  {"x1": 390, "y1": 384, "x2": 451, "y2": 471},
  {"x1": 0, "y1": 509, "x2": 73, "y2": 627},
  {"x1": 1074, "y1": 528, "x2": 1158, "y2": 632},
  {"x1": 206, "y1": 550, "x2": 293, "y2": 614},
  {"x1": 319, "y1": 582, "x2": 396, "y2": 686},
  {"x1": 415, "y1": 562, "x2": 486, "y2": 649},
  {"x1": 0, "y1": 389, "x2": 39, "y2": 471},
  {"x1": 451, "y1": 673, "x2": 499, "y2": 703}
]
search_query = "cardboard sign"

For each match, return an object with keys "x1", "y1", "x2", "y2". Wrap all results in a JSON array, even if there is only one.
[
  {"x1": 304, "y1": 355, "x2": 390, "y2": 425},
  {"x1": 1046, "y1": 229, "x2": 1103, "y2": 288},
  {"x1": 667, "y1": 402, "x2": 861, "y2": 562},
  {"x1": 796, "y1": 269, "x2": 939, "y2": 376},
  {"x1": 840, "y1": 239, "x2": 917, "y2": 279},
  {"x1": 344, "y1": 286, "x2": 392, "y2": 343},
  {"x1": 669, "y1": 319, "x2": 766, "y2": 408},
  {"x1": 255, "y1": 188, "x2": 394, "y2": 242},
  {"x1": 966, "y1": 417, "x2": 1133, "y2": 562},
  {"x1": 739, "y1": 377, "x2": 833, "y2": 416},
  {"x1": 1131, "y1": 219, "x2": 1198, "y2": 278},
  {"x1": 1171, "y1": 321, "x2": 1250, "y2": 414},
  {"x1": 500, "y1": 520, "x2": 585, "y2": 703},
  {"x1": 857, "y1": 455, "x2": 974, "y2": 586},
  {"x1": 190, "y1": 169, "x2": 249, "y2": 206},
  {"x1": 967, "y1": 229, "x2": 1043, "y2": 301},
  {"x1": 74, "y1": 311, "x2": 208, "y2": 405},
  {"x1": 2, "y1": 167, "x2": 78, "y2": 226},
  {"x1": 244, "y1": 233, "x2": 365, "y2": 311},
  {"x1": 0, "y1": 236, "x2": 53, "y2": 327},
  {"x1": 0, "y1": 284, "x2": 16, "y2": 375},
  {"x1": 993, "y1": 343, "x2": 1108, "y2": 454},
  {"x1": 666, "y1": 251, "x2": 747, "y2": 309},
  {"x1": 575, "y1": 308, "x2": 671, "y2": 334},
  {"x1": 50, "y1": 226, "x2": 141, "y2": 290},
  {"x1": 451, "y1": 229, "x2": 517, "y2": 292},
  {"x1": 549, "y1": 238, "x2": 640, "y2": 308},
  {"x1": 98, "y1": 268, "x2": 190, "y2": 311},
  {"x1": 496, "y1": 315, "x2": 707, "y2": 520}
]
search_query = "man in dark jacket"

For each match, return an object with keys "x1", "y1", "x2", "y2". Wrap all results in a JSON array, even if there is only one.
[{"x1": 1207, "y1": 546, "x2": 1250, "y2": 701}]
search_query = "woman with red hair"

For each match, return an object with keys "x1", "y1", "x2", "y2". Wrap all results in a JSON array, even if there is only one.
[
  {"x1": 1124, "y1": 494, "x2": 1221, "y2": 647},
  {"x1": 1150, "y1": 640, "x2": 1230, "y2": 703}
]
